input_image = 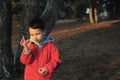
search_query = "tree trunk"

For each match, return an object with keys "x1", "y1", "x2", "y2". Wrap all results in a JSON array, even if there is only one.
[
  {"x1": 0, "y1": 0, "x2": 13, "y2": 80},
  {"x1": 89, "y1": 0, "x2": 99, "y2": 24},
  {"x1": 41, "y1": 0, "x2": 64, "y2": 35}
]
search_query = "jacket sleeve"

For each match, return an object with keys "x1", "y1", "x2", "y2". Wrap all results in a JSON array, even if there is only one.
[
  {"x1": 44, "y1": 43, "x2": 62, "y2": 73},
  {"x1": 20, "y1": 46, "x2": 35, "y2": 65}
]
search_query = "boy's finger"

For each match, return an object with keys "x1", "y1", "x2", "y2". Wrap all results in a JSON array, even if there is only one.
[{"x1": 26, "y1": 39, "x2": 31, "y2": 46}]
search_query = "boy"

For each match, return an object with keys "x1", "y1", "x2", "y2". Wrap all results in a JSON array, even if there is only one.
[{"x1": 20, "y1": 18, "x2": 62, "y2": 80}]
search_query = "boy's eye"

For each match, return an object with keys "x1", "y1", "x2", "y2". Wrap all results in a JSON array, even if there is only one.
[
  {"x1": 36, "y1": 33, "x2": 40, "y2": 35},
  {"x1": 30, "y1": 33, "x2": 41, "y2": 36}
]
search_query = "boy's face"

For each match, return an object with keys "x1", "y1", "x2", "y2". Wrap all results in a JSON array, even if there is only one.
[{"x1": 29, "y1": 27, "x2": 44, "y2": 42}]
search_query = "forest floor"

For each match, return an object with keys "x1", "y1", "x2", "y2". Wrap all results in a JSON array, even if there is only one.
[{"x1": 12, "y1": 18, "x2": 120, "y2": 80}]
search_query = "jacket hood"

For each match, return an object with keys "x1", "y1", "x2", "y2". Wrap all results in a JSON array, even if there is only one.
[{"x1": 43, "y1": 36, "x2": 54, "y2": 44}]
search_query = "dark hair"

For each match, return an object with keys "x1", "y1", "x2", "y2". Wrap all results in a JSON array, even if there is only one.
[{"x1": 28, "y1": 18, "x2": 45, "y2": 31}]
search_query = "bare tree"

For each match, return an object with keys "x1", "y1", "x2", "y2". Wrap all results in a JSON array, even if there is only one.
[{"x1": 0, "y1": 0, "x2": 14, "y2": 80}]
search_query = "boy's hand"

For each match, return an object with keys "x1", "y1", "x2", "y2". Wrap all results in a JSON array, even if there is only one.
[
  {"x1": 20, "y1": 36, "x2": 31, "y2": 51},
  {"x1": 38, "y1": 67, "x2": 48, "y2": 74}
]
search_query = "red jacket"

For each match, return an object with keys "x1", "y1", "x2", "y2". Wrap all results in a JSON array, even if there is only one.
[{"x1": 20, "y1": 41, "x2": 61, "y2": 80}]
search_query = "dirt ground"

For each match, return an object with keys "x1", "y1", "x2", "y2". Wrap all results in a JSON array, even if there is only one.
[{"x1": 12, "y1": 19, "x2": 120, "y2": 80}]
